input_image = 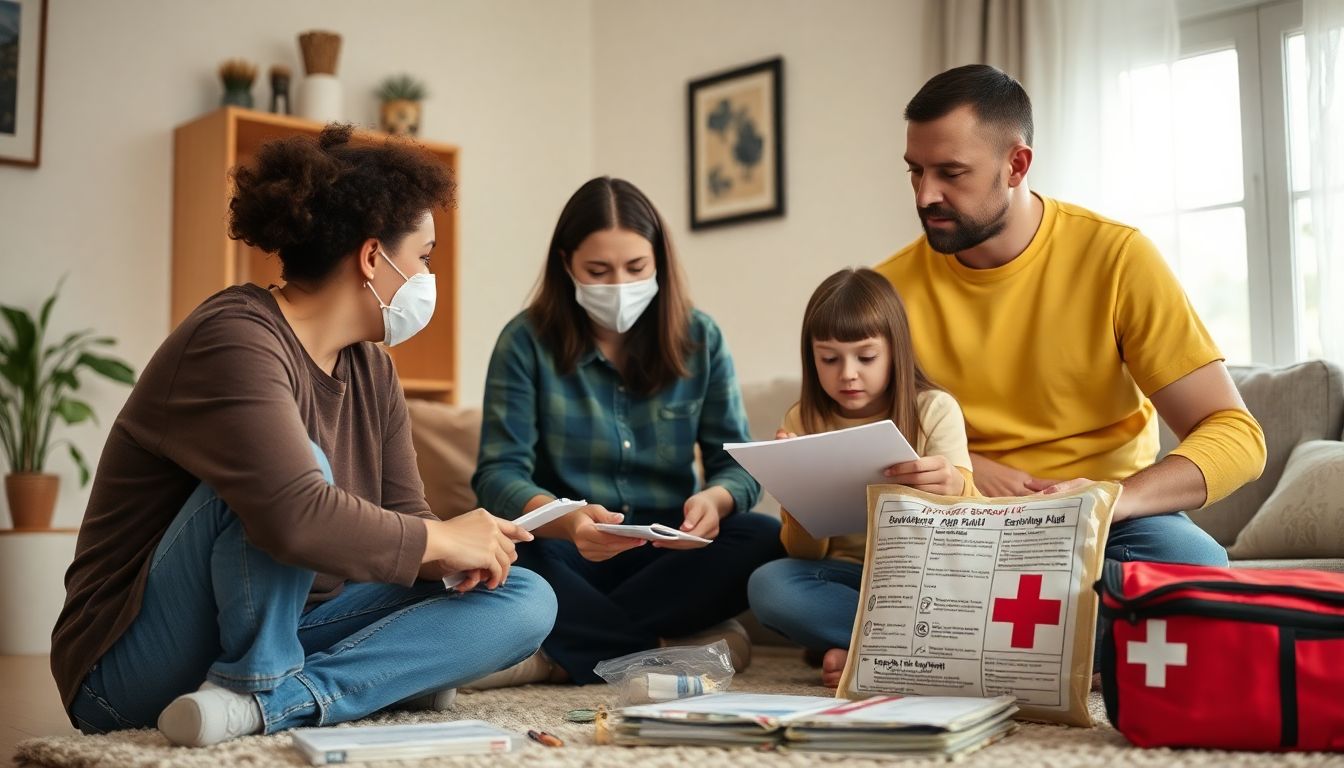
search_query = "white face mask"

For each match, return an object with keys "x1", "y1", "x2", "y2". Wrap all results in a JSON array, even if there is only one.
[
  {"x1": 366, "y1": 249, "x2": 436, "y2": 346},
  {"x1": 572, "y1": 273, "x2": 659, "y2": 334}
]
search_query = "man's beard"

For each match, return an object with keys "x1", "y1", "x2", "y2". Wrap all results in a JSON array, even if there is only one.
[{"x1": 919, "y1": 196, "x2": 1010, "y2": 255}]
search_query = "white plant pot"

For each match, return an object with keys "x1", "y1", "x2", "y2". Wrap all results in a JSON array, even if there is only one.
[{"x1": 299, "y1": 74, "x2": 343, "y2": 124}]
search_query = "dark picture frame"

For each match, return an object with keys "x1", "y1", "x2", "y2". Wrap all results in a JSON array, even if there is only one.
[
  {"x1": 687, "y1": 57, "x2": 784, "y2": 230},
  {"x1": 0, "y1": 0, "x2": 47, "y2": 168}
]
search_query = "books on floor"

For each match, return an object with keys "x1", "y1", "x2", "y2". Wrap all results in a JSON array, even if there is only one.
[
  {"x1": 614, "y1": 692, "x2": 1018, "y2": 757},
  {"x1": 290, "y1": 720, "x2": 522, "y2": 765}
]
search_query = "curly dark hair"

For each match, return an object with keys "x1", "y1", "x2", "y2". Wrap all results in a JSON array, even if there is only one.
[{"x1": 228, "y1": 124, "x2": 456, "y2": 283}]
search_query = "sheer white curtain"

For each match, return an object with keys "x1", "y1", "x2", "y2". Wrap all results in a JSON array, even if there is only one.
[
  {"x1": 928, "y1": 0, "x2": 1181, "y2": 219},
  {"x1": 1303, "y1": 0, "x2": 1344, "y2": 364}
]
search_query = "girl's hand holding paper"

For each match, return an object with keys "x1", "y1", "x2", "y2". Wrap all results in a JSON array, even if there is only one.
[{"x1": 882, "y1": 454, "x2": 964, "y2": 495}]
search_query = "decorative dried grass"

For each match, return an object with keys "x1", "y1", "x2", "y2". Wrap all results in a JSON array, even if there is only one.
[
  {"x1": 298, "y1": 30, "x2": 342, "y2": 75},
  {"x1": 217, "y1": 58, "x2": 257, "y2": 88}
]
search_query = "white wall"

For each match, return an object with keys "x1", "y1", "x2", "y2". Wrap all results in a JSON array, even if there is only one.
[
  {"x1": 591, "y1": 0, "x2": 932, "y2": 387},
  {"x1": 0, "y1": 0, "x2": 936, "y2": 529},
  {"x1": 0, "y1": 0, "x2": 594, "y2": 528}
]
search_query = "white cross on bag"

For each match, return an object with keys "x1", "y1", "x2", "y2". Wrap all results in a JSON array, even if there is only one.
[{"x1": 1126, "y1": 619, "x2": 1188, "y2": 687}]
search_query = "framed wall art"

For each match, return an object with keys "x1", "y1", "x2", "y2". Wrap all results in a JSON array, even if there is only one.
[
  {"x1": 687, "y1": 57, "x2": 783, "y2": 230},
  {"x1": 0, "y1": 0, "x2": 46, "y2": 168}
]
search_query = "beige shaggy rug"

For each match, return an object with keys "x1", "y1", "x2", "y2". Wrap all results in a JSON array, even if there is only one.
[{"x1": 15, "y1": 649, "x2": 1344, "y2": 768}]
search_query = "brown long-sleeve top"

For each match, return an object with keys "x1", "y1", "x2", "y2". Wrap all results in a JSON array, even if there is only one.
[{"x1": 50, "y1": 284, "x2": 435, "y2": 718}]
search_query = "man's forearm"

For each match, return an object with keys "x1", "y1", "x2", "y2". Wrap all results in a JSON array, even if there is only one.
[
  {"x1": 1118, "y1": 407, "x2": 1266, "y2": 521},
  {"x1": 1117, "y1": 454, "x2": 1207, "y2": 521}
]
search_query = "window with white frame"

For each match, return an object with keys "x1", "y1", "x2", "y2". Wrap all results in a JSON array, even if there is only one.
[{"x1": 1124, "y1": 0, "x2": 1317, "y2": 365}]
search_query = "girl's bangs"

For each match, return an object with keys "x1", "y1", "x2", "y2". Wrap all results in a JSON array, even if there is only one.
[{"x1": 809, "y1": 292, "x2": 888, "y2": 343}]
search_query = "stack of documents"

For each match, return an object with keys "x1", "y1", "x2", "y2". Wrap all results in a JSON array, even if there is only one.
[{"x1": 614, "y1": 692, "x2": 1017, "y2": 757}]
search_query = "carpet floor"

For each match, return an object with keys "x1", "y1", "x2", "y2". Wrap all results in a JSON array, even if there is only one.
[{"x1": 15, "y1": 649, "x2": 1343, "y2": 767}]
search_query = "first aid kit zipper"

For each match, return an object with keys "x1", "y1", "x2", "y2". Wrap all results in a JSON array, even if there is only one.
[{"x1": 1097, "y1": 560, "x2": 1344, "y2": 630}]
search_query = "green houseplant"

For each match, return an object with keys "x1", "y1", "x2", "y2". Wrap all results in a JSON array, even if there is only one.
[
  {"x1": 0, "y1": 283, "x2": 135, "y2": 529},
  {"x1": 377, "y1": 74, "x2": 428, "y2": 136}
]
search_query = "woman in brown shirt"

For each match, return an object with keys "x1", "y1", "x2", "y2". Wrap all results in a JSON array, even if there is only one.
[{"x1": 51, "y1": 125, "x2": 557, "y2": 747}]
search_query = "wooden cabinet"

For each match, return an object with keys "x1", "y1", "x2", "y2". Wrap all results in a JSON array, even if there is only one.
[{"x1": 171, "y1": 107, "x2": 459, "y2": 402}]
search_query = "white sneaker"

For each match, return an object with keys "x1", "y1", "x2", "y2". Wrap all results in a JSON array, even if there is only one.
[
  {"x1": 157, "y1": 681, "x2": 264, "y2": 747},
  {"x1": 394, "y1": 687, "x2": 457, "y2": 711},
  {"x1": 662, "y1": 619, "x2": 752, "y2": 672},
  {"x1": 461, "y1": 651, "x2": 556, "y2": 691}
]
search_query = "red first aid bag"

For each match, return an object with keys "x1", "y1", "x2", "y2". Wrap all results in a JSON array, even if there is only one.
[{"x1": 1096, "y1": 559, "x2": 1344, "y2": 751}]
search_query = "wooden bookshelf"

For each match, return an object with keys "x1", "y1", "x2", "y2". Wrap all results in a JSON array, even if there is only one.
[{"x1": 170, "y1": 107, "x2": 458, "y2": 402}]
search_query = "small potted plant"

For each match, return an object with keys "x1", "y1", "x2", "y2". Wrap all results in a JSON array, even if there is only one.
[
  {"x1": 218, "y1": 58, "x2": 258, "y2": 109},
  {"x1": 377, "y1": 74, "x2": 428, "y2": 136},
  {"x1": 1, "y1": 283, "x2": 135, "y2": 529}
]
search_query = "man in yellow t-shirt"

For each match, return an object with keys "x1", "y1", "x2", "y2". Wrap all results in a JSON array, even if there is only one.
[{"x1": 877, "y1": 64, "x2": 1267, "y2": 569}]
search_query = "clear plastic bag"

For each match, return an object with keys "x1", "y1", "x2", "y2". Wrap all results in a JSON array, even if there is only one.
[{"x1": 593, "y1": 640, "x2": 735, "y2": 706}]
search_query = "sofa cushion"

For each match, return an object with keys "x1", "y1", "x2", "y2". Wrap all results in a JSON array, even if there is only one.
[
  {"x1": 1225, "y1": 440, "x2": 1344, "y2": 560},
  {"x1": 1228, "y1": 558, "x2": 1344, "y2": 573},
  {"x1": 739, "y1": 377, "x2": 800, "y2": 440},
  {"x1": 406, "y1": 399, "x2": 481, "y2": 520},
  {"x1": 739, "y1": 378, "x2": 799, "y2": 519},
  {"x1": 1161, "y1": 361, "x2": 1344, "y2": 546}
]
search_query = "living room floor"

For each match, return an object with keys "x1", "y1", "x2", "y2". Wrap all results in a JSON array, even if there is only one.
[{"x1": 1, "y1": 656, "x2": 75, "y2": 766}]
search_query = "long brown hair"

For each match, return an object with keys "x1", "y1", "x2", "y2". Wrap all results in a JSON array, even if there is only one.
[
  {"x1": 798, "y1": 268, "x2": 939, "y2": 443},
  {"x1": 527, "y1": 177, "x2": 693, "y2": 395}
]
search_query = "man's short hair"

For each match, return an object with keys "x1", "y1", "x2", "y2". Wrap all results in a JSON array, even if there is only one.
[{"x1": 904, "y1": 64, "x2": 1034, "y2": 148}]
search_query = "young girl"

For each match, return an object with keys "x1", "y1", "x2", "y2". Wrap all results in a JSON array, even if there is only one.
[{"x1": 747, "y1": 267, "x2": 975, "y2": 687}]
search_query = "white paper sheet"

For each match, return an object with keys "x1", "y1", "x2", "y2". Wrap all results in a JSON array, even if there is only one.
[
  {"x1": 512, "y1": 497, "x2": 587, "y2": 530},
  {"x1": 724, "y1": 420, "x2": 918, "y2": 539},
  {"x1": 444, "y1": 498, "x2": 587, "y2": 588},
  {"x1": 593, "y1": 522, "x2": 711, "y2": 544}
]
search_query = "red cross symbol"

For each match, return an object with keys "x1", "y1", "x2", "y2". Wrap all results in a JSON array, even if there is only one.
[{"x1": 991, "y1": 574, "x2": 1062, "y2": 649}]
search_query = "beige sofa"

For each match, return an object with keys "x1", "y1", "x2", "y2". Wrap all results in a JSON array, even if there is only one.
[
  {"x1": 1165, "y1": 361, "x2": 1344, "y2": 572},
  {"x1": 408, "y1": 360, "x2": 1344, "y2": 573}
]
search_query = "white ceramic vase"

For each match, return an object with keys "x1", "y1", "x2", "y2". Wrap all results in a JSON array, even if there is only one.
[{"x1": 299, "y1": 74, "x2": 343, "y2": 123}]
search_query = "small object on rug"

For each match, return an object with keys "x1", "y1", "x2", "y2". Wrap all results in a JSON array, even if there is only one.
[
  {"x1": 595, "y1": 640, "x2": 736, "y2": 705},
  {"x1": 527, "y1": 729, "x2": 564, "y2": 747},
  {"x1": 594, "y1": 706, "x2": 613, "y2": 746},
  {"x1": 565, "y1": 708, "x2": 600, "y2": 723}
]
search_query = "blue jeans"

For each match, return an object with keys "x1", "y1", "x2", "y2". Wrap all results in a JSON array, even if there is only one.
[
  {"x1": 748, "y1": 511, "x2": 1227, "y2": 656},
  {"x1": 517, "y1": 510, "x2": 783, "y2": 684},
  {"x1": 69, "y1": 443, "x2": 557, "y2": 735},
  {"x1": 749, "y1": 557, "x2": 863, "y2": 651}
]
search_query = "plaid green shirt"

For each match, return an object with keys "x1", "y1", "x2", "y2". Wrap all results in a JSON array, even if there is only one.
[{"x1": 471, "y1": 309, "x2": 761, "y2": 525}]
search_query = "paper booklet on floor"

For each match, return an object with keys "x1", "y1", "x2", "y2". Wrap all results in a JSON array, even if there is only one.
[
  {"x1": 614, "y1": 692, "x2": 1017, "y2": 756},
  {"x1": 723, "y1": 421, "x2": 918, "y2": 539},
  {"x1": 443, "y1": 498, "x2": 586, "y2": 588},
  {"x1": 290, "y1": 720, "x2": 522, "y2": 764}
]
